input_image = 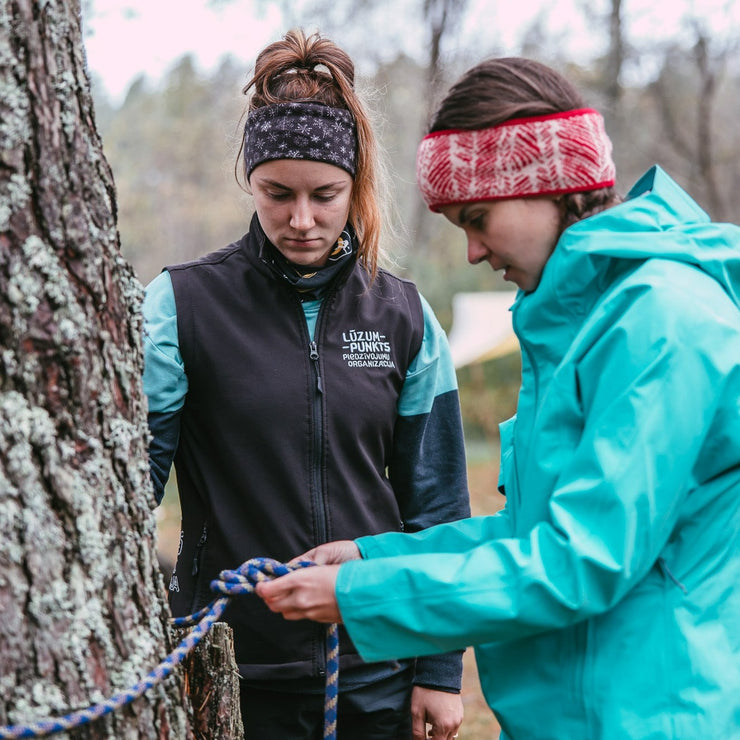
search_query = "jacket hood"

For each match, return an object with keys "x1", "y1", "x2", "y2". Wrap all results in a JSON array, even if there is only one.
[{"x1": 514, "y1": 165, "x2": 740, "y2": 345}]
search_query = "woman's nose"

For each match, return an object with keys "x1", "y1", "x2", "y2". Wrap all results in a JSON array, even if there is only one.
[
  {"x1": 467, "y1": 237, "x2": 487, "y2": 265},
  {"x1": 290, "y1": 198, "x2": 315, "y2": 231}
]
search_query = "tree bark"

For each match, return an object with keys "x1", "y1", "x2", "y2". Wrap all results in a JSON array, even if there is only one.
[
  {"x1": 178, "y1": 623, "x2": 244, "y2": 740},
  {"x1": 0, "y1": 1, "x2": 236, "y2": 737}
]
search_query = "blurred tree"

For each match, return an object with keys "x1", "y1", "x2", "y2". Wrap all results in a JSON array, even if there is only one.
[
  {"x1": 603, "y1": 0, "x2": 626, "y2": 108},
  {"x1": 576, "y1": 0, "x2": 627, "y2": 112},
  {"x1": 101, "y1": 55, "x2": 250, "y2": 284},
  {"x1": 647, "y1": 19, "x2": 738, "y2": 221},
  {"x1": 423, "y1": 0, "x2": 470, "y2": 106},
  {"x1": 411, "y1": 0, "x2": 470, "y2": 252}
]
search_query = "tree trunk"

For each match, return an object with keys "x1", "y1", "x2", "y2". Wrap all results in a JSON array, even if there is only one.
[
  {"x1": 0, "y1": 1, "x2": 237, "y2": 737},
  {"x1": 692, "y1": 32, "x2": 726, "y2": 221},
  {"x1": 603, "y1": 0, "x2": 624, "y2": 110},
  {"x1": 411, "y1": 0, "x2": 469, "y2": 249}
]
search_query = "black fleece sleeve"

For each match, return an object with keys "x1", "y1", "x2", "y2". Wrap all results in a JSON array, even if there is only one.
[{"x1": 147, "y1": 410, "x2": 181, "y2": 505}]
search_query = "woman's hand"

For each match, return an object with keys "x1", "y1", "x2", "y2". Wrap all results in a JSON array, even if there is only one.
[
  {"x1": 259, "y1": 540, "x2": 360, "y2": 622},
  {"x1": 290, "y1": 539, "x2": 361, "y2": 566},
  {"x1": 411, "y1": 687, "x2": 464, "y2": 740},
  {"x1": 256, "y1": 564, "x2": 342, "y2": 623}
]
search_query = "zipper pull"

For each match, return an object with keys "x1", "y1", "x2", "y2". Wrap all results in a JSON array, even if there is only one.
[
  {"x1": 309, "y1": 341, "x2": 323, "y2": 393},
  {"x1": 192, "y1": 524, "x2": 208, "y2": 576}
]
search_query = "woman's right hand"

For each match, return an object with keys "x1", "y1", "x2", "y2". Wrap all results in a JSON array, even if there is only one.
[{"x1": 291, "y1": 539, "x2": 361, "y2": 565}]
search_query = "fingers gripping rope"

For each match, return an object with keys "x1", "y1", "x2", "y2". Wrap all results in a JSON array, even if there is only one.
[
  {"x1": 0, "y1": 558, "x2": 340, "y2": 740},
  {"x1": 176, "y1": 558, "x2": 340, "y2": 739}
]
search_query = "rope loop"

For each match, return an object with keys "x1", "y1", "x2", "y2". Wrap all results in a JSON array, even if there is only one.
[{"x1": 0, "y1": 557, "x2": 338, "y2": 740}]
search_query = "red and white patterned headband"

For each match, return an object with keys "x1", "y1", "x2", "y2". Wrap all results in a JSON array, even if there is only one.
[{"x1": 416, "y1": 108, "x2": 616, "y2": 212}]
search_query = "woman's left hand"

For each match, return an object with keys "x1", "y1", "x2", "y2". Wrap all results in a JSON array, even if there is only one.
[
  {"x1": 411, "y1": 687, "x2": 464, "y2": 740},
  {"x1": 256, "y1": 564, "x2": 342, "y2": 623}
]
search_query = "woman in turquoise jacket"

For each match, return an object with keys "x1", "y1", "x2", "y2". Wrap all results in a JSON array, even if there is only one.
[{"x1": 257, "y1": 57, "x2": 740, "y2": 739}]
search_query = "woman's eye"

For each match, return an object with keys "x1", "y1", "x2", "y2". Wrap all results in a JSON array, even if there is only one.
[
  {"x1": 314, "y1": 193, "x2": 336, "y2": 203},
  {"x1": 470, "y1": 215, "x2": 485, "y2": 230}
]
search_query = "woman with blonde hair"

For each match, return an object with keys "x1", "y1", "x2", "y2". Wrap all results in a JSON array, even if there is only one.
[{"x1": 143, "y1": 29, "x2": 469, "y2": 739}]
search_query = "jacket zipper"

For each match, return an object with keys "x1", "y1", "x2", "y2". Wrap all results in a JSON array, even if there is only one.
[
  {"x1": 658, "y1": 557, "x2": 688, "y2": 593},
  {"x1": 309, "y1": 332, "x2": 327, "y2": 678},
  {"x1": 309, "y1": 340, "x2": 324, "y2": 394},
  {"x1": 308, "y1": 339, "x2": 327, "y2": 544},
  {"x1": 510, "y1": 307, "x2": 539, "y2": 530},
  {"x1": 288, "y1": 261, "x2": 352, "y2": 679}
]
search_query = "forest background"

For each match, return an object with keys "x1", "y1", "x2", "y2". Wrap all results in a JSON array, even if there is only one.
[
  {"x1": 85, "y1": 0, "x2": 740, "y2": 450},
  {"x1": 82, "y1": 1, "x2": 739, "y2": 736}
]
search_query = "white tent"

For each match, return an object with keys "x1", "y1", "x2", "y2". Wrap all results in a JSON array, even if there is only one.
[{"x1": 446, "y1": 291, "x2": 519, "y2": 368}]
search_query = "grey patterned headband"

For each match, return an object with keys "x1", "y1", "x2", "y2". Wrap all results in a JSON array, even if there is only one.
[{"x1": 244, "y1": 102, "x2": 358, "y2": 178}]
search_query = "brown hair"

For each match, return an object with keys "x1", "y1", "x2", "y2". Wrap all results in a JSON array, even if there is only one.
[
  {"x1": 430, "y1": 57, "x2": 621, "y2": 227},
  {"x1": 237, "y1": 29, "x2": 383, "y2": 279}
]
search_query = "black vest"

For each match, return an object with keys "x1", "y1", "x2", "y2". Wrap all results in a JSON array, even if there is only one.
[{"x1": 167, "y1": 217, "x2": 424, "y2": 680}]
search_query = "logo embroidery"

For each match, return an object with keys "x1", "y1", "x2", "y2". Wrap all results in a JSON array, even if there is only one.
[{"x1": 341, "y1": 329, "x2": 395, "y2": 368}]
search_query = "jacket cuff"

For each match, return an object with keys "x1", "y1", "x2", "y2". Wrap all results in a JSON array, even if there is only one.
[{"x1": 413, "y1": 649, "x2": 465, "y2": 693}]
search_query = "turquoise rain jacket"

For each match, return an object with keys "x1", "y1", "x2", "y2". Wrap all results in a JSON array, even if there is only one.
[{"x1": 335, "y1": 167, "x2": 740, "y2": 739}]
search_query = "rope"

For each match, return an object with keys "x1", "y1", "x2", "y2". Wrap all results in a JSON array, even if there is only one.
[{"x1": 0, "y1": 558, "x2": 339, "y2": 740}]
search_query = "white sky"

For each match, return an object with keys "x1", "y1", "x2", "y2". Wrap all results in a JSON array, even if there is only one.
[
  {"x1": 83, "y1": 0, "x2": 284, "y2": 101},
  {"x1": 83, "y1": 0, "x2": 739, "y2": 104}
]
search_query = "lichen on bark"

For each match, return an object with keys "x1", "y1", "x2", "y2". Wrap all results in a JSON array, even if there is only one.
[{"x1": 0, "y1": 0, "x2": 195, "y2": 736}]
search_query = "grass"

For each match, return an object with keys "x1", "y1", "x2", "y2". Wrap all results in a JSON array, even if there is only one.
[{"x1": 155, "y1": 449, "x2": 505, "y2": 738}]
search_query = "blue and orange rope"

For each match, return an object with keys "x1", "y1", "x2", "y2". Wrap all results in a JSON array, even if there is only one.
[{"x1": 0, "y1": 558, "x2": 339, "y2": 740}]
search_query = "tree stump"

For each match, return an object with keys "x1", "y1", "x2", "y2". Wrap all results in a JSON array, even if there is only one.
[{"x1": 177, "y1": 622, "x2": 244, "y2": 740}]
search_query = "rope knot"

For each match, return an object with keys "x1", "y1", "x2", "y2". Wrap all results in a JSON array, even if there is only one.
[{"x1": 210, "y1": 557, "x2": 315, "y2": 596}]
